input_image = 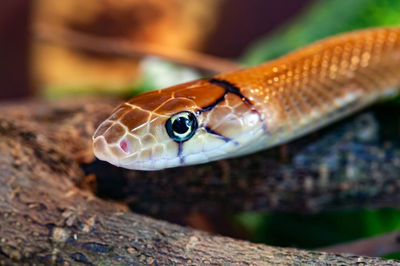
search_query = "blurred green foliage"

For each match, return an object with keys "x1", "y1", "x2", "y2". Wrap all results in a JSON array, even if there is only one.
[
  {"x1": 242, "y1": 0, "x2": 400, "y2": 65},
  {"x1": 128, "y1": 57, "x2": 201, "y2": 97},
  {"x1": 237, "y1": 0, "x2": 400, "y2": 258},
  {"x1": 235, "y1": 209, "x2": 400, "y2": 249}
]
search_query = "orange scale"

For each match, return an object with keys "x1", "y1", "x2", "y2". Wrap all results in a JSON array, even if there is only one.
[
  {"x1": 173, "y1": 83, "x2": 226, "y2": 109},
  {"x1": 155, "y1": 98, "x2": 198, "y2": 116},
  {"x1": 93, "y1": 120, "x2": 113, "y2": 138},
  {"x1": 104, "y1": 123, "x2": 126, "y2": 144},
  {"x1": 120, "y1": 109, "x2": 151, "y2": 131},
  {"x1": 108, "y1": 105, "x2": 131, "y2": 121},
  {"x1": 128, "y1": 91, "x2": 172, "y2": 111},
  {"x1": 223, "y1": 93, "x2": 244, "y2": 106},
  {"x1": 130, "y1": 125, "x2": 148, "y2": 137}
]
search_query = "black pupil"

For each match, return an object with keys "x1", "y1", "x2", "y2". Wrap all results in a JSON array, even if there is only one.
[
  {"x1": 166, "y1": 112, "x2": 198, "y2": 142},
  {"x1": 172, "y1": 117, "x2": 191, "y2": 134}
]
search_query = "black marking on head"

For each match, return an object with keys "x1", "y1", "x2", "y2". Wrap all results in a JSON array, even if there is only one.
[
  {"x1": 208, "y1": 78, "x2": 252, "y2": 104},
  {"x1": 204, "y1": 127, "x2": 239, "y2": 145},
  {"x1": 197, "y1": 96, "x2": 226, "y2": 113},
  {"x1": 178, "y1": 141, "x2": 184, "y2": 164},
  {"x1": 196, "y1": 78, "x2": 268, "y2": 135},
  {"x1": 204, "y1": 127, "x2": 231, "y2": 142},
  {"x1": 262, "y1": 122, "x2": 267, "y2": 133},
  {"x1": 197, "y1": 78, "x2": 254, "y2": 115}
]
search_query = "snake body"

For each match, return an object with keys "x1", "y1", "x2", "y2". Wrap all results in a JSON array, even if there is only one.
[{"x1": 93, "y1": 28, "x2": 400, "y2": 170}]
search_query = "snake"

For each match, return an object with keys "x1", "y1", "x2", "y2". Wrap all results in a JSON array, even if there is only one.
[{"x1": 93, "y1": 27, "x2": 400, "y2": 170}]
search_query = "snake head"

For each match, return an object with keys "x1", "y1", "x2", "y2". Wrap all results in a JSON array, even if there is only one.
[{"x1": 93, "y1": 79, "x2": 264, "y2": 170}]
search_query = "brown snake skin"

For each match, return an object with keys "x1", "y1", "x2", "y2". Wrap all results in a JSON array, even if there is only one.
[{"x1": 93, "y1": 27, "x2": 400, "y2": 170}]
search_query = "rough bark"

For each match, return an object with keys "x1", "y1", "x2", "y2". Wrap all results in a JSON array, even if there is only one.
[{"x1": 0, "y1": 97, "x2": 398, "y2": 264}]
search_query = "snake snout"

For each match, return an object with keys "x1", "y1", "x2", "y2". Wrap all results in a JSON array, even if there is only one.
[
  {"x1": 93, "y1": 136, "x2": 121, "y2": 166},
  {"x1": 92, "y1": 119, "x2": 135, "y2": 167}
]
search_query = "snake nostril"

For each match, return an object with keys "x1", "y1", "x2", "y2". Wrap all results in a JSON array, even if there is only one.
[{"x1": 120, "y1": 138, "x2": 129, "y2": 153}]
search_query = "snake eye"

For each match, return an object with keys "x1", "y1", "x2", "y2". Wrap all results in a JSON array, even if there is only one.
[{"x1": 166, "y1": 111, "x2": 198, "y2": 142}]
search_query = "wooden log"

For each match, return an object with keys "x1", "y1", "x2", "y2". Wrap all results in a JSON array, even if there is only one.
[{"x1": 0, "y1": 97, "x2": 396, "y2": 266}]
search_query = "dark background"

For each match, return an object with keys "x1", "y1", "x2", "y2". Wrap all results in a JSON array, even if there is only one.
[
  {"x1": 0, "y1": 0, "x2": 31, "y2": 99},
  {"x1": 0, "y1": 0, "x2": 309, "y2": 100}
]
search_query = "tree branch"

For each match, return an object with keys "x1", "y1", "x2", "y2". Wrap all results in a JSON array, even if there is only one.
[
  {"x1": 34, "y1": 23, "x2": 242, "y2": 74},
  {"x1": 318, "y1": 230, "x2": 400, "y2": 257},
  {"x1": 0, "y1": 97, "x2": 397, "y2": 264}
]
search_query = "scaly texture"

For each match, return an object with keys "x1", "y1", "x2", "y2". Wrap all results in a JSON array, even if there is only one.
[{"x1": 93, "y1": 27, "x2": 400, "y2": 170}]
